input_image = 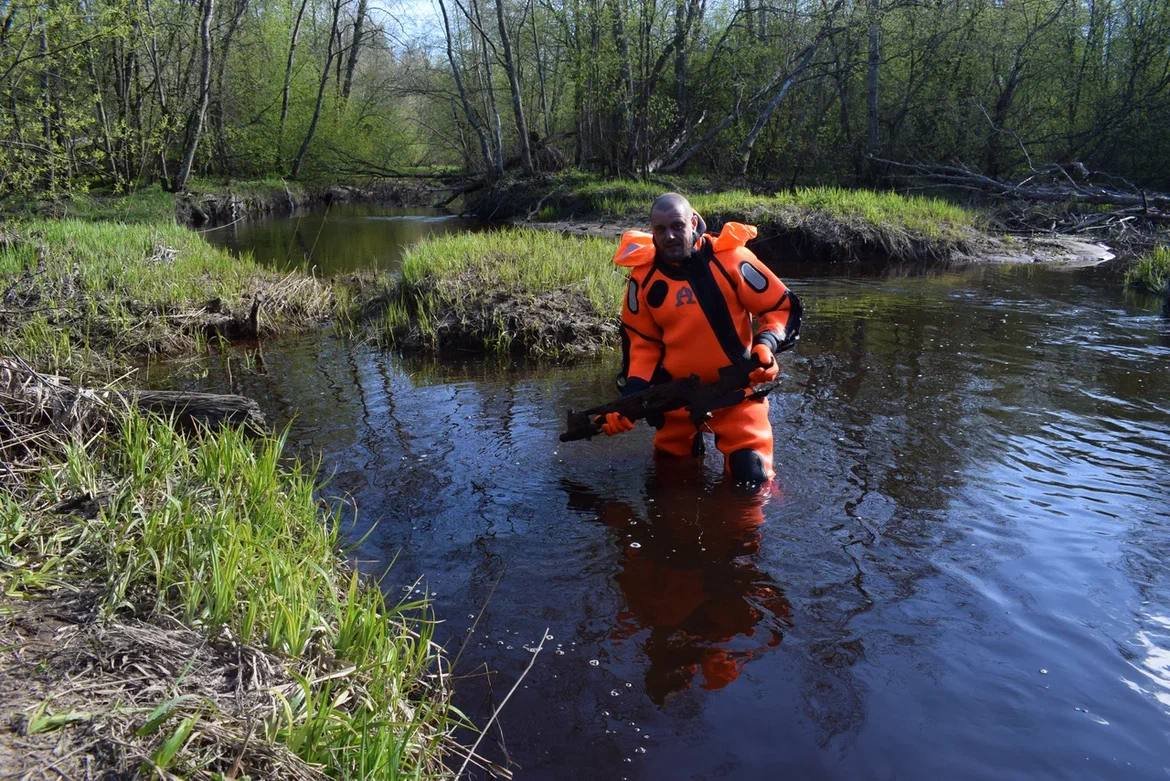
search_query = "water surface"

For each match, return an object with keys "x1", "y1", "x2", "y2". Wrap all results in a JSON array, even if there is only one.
[
  {"x1": 178, "y1": 213, "x2": 1170, "y2": 779},
  {"x1": 203, "y1": 203, "x2": 480, "y2": 274}
]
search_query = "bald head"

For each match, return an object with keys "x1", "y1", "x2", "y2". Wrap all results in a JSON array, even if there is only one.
[
  {"x1": 649, "y1": 192, "x2": 698, "y2": 264},
  {"x1": 650, "y1": 192, "x2": 692, "y2": 219}
]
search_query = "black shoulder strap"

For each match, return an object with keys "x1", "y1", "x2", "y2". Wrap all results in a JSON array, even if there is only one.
[{"x1": 687, "y1": 239, "x2": 750, "y2": 366}]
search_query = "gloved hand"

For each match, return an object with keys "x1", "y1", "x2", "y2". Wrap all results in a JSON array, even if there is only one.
[
  {"x1": 749, "y1": 343, "x2": 779, "y2": 384},
  {"x1": 600, "y1": 411, "x2": 636, "y2": 436}
]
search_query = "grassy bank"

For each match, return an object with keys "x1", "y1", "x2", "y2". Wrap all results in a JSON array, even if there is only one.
[
  {"x1": 1, "y1": 401, "x2": 461, "y2": 777},
  {"x1": 484, "y1": 173, "x2": 986, "y2": 267},
  {"x1": 378, "y1": 228, "x2": 622, "y2": 357},
  {"x1": 0, "y1": 218, "x2": 333, "y2": 377},
  {"x1": 1124, "y1": 246, "x2": 1170, "y2": 295}
]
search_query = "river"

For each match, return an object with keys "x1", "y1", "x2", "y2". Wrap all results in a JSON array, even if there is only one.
[{"x1": 197, "y1": 207, "x2": 1170, "y2": 779}]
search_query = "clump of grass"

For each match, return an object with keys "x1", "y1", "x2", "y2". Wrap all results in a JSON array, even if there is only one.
[
  {"x1": 692, "y1": 186, "x2": 981, "y2": 241},
  {"x1": 520, "y1": 176, "x2": 983, "y2": 264},
  {"x1": 380, "y1": 228, "x2": 623, "y2": 358},
  {"x1": 0, "y1": 219, "x2": 334, "y2": 376},
  {"x1": 1124, "y1": 246, "x2": 1170, "y2": 295},
  {"x1": 1, "y1": 410, "x2": 461, "y2": 778}
]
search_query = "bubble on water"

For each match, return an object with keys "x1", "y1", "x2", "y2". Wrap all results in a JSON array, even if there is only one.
[
  {"x1": 635, "y1": 747, "x2": 647, "y2": 754},
  {"x1": 602, "y1": 711, "x2": 610, "y2": 717},
  {"x1": 506, "y1": 645, "x2": 513, "y2": 650},
  {"x1": 610, "y1": 690, "x2": 621, "y2": 697},
  {"x1": 555, "y1": 649, "x2": 565, "y2": 655},
  {"x1": 589, "y1": 659, "x2": 600, "y2": 667},
  {"x1": 629, "y1": 542, "x2": 641, "y2": 549},
  {"x1": 624, "y1": 682, "x2": 633, "y2": 688},
  {"x1": 546, "y1": 633, "x2": 554, "y2": 640},
  {"x1": 1039, "y1": 668, "x2": 1048, "y2": 675},
  {"x1": 623, "y1": 758, "x2": 632, "y2": 763},
  {"x1": 643, "y1": 734, "x2": 650, "y2": 739}
]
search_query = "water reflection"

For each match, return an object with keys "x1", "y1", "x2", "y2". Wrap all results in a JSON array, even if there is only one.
[
  {"x1": 563, "y1": 460, "x2": 792, "y2": 704},
  {"x1": 203, "y1": 204, "x2": 481, "y2": 274}
]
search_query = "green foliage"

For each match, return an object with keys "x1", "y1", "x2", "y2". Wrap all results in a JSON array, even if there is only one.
[
  {"x1": 2, "y1": 413, "x2": 459, "y2": 777},
  {"x1": 1124, "y1": 247, "x2": 1170, "y2": 295}
]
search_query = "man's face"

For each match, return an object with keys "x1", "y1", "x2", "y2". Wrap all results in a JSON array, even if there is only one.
[{"x1": 650, "y1": 203, "x2": 697, "y2": 263}]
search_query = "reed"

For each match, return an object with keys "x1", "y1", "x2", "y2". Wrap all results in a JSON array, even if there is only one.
[
  {"x1": 1124, "y1": 246, "x2": 1170, "y2": 296},
  {"x1": 1, "y1": 409, "x2": 463, "y2": 778}
]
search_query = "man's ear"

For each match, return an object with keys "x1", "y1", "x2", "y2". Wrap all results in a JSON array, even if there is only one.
[{"x1": 692, "y1": 211, "x2": 707, "y2": 237}]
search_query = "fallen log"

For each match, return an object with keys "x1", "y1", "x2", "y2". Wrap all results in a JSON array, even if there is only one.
[
  {"x1": 871, "y1": 157, "x2": 1170, "y2": 218},
  {"x1": 1, "y1": 356, "x2": 266, "y2": 438}
]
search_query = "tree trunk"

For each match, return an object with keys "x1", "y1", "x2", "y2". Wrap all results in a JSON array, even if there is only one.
[
  {"x1": 277, "y1": 0, "x2": 310, "y2": 165},
  {"x1": 865, "y1": 0, "x2": 880, "y2": 171},
  {"x1": 495, "y1": 0, "x2": 534, "y2": 173},
  {"x1": 529, "y1": 1, "x2": 551, "y2": 138},
  {"x1": 211, "y1": 0, "x2": 248, "y2": 173},
  {"x1": 470, "y1": 0, "x2": 504, "y2": 177},
  {"x1": 341, "y1": 0, "x2": 367, "y2": 100},
  {"x1": 39, "y1": 21, "x2": 54, "y2": 192},
  {"x1": 173, "y1": 0, "x2": 215, "y2": 191},
  {"x1": 289, "y1": 0, "x2": 342, "y2": 178},
  {"x1": 437, "y1": 0, "x2": 495, "y2": 175}
]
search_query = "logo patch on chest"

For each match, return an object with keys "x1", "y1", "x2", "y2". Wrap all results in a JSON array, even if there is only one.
[{"x1": 675, "y1": 286, "x2": 696, "y2": 306}]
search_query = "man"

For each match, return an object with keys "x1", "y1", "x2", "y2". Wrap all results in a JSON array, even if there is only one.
[{"x1": 601, "y1": 192, "x2": 801, "y2": 485}]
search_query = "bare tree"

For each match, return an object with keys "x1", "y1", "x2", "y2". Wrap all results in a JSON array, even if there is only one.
[{"x1": 173, "y1": 0, "x2": 215, "y2": 190}]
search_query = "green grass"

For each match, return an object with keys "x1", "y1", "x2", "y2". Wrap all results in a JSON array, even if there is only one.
[
  {"x1": 553, "y1": 179, "x2": 979, "y2": 239},
  {"x1": 1, "y1": 184, "x2": 178, "y2": 224},
  {"x1": 1124, "y1": 246, "x2": 1170, "y2": 295},
  {"x1": 382, "y1": 228, "x2": 623, "y2": 357},
  {"x1": 0, "y1": 219, "x2": 332, "y2": 376},
  {"x1": 1, "y1": 412, "x2": 459, "y2": 777},
  {"x1": 400, "y1": 228, "x2": 621, "y2": 312}
]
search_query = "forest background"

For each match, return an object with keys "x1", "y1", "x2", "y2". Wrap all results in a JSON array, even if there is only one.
[{"x1": 2, "y1": 0, "x2": 1169, "y2": 200}]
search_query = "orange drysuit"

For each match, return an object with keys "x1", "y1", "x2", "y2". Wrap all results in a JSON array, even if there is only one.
[{"x1": 614, "y1": 222, "x2": 801, "y2": 481}]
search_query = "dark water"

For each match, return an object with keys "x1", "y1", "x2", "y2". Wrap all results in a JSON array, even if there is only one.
[
  {"x1": 202, "y1": 204, "x2": 480, "y2": 274},
  {"x1": 176, "y1": 213, "x2": 1170, "y2": 779}
]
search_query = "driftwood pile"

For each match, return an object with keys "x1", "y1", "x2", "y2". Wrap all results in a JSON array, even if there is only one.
[{"x1": 1, "y1": 356, "x2": 265, "y2": 489}]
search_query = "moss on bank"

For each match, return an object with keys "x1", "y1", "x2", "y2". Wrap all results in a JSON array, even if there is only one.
[
  {"x1": 0, "y1": 219, "x2": 333, "y2": 376},
  {"x1": 1124, "y1": 246, "x2": 1170, "y2": 296},
  {"x1": 0, "y1": 409, "x2": 460, "y2": 778},
  {"x1": 377, "y1": 228, "x2": 623, "y2": 358}
]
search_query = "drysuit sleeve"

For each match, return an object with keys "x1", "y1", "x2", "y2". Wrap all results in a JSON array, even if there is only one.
[
  {"x1": 619, "y1": 273, "x2": 664, "y2": 395},
  {"x1": 727, "y1": 248, "x2": 801, "y2": 354}
]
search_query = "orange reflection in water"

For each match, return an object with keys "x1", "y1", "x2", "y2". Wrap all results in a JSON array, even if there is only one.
[{"x1": 564, "y1": 458, "x2": 792, "y2": 704}]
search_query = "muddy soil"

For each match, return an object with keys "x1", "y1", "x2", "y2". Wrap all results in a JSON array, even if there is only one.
[
  {"x1": 176, "y1": 179, "x2": 460, "y2": 229},
  {"x1": 0, "y1": 594, "x2": 314, "y2": 779},
  {"x1": 385, "y1": 275, "x2": 618, "y2": 359}
]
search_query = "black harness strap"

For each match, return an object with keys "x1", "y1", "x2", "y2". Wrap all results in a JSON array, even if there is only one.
[{"x1": 686, "y1": 239, "x2": 750, "y2": 367}]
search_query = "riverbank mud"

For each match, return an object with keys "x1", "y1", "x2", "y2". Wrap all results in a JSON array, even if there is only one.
[{"x1": 176, "y1": 179, "x2": 452, "y2": 228}]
